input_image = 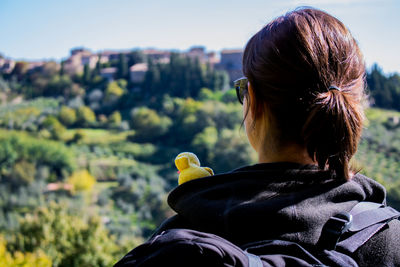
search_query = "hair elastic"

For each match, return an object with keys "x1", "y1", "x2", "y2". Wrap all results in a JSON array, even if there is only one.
[{"x1": 328, "y1": 85, "x2": 341, "y2": 91}]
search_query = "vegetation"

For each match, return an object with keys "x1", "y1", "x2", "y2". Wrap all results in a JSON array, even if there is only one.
[
  {"x1": 367, "y1": 64, "x2": 400, "y2": 111},
  {"x1": 0, "y1": 52, "x2": 399, "y2": 266}
]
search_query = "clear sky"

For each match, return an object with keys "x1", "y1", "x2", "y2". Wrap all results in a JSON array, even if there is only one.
[{"x1": 0, "y1": 0, "x2": 399, "y2": 74}]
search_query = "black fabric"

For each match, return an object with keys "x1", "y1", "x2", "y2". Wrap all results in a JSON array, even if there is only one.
[
  {"x1": 114, "y1": 229, "x2": 250, "y2": 267},
  {"x1": 116, "y1": 162, "x2": 400, "y2": 266},
  {"x1": 115, "y1": 228, "x2": 360, "y2": 267},
  {"x1": 167, "y1": 163, "x2": 387, "y2": 245},
  {"x1": 114, "y1": 204, "x2": 399, "y2": 267}
]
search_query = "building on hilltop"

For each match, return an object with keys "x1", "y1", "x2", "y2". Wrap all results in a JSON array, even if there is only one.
[
  {"x1": 217, "y1": 49, "x2": 243, "y2": 82},
  {"x1": 64, "y1": 56, "x2": 83, "y2": 74},
  {"x1": 185, "y1": 47, "x2": 219, "y2": 66},
  {"x1": 0, "y1": 56, "x2": 47, "y2": 75},
  {"x1": 130, "y1": 63, "x2": 148, "y2": 83},
  {"x1": 186, "y1": 46, "x2": 207, "y2": 63},
  {"x1": 81, "y1": 55, "x2": 99, "y2": 69},
  {"x1": 26, "y1": 61, "x2": 46, "y2": 72},
  {"x1": 100, "y1": 50, "x2": 130, "y2": 62},
  {"x1": 63, "y1": 48, "x2": 92, "y2": 74},
  {"x1": 207, "y1": 51, "x2": 219, "y2": 66},
  {"x1": 70, "y1": 47, "x2": 92, "y2": 57},
  {"x1": 100, "y1": 67, "x2": 117, "y2": 82},
  {"x1": 64, "y1": 47, "x2": 109, "y2": 74},
  {"x1": 12, "y1": 46, "x2": 243, "y2": 84},
  {"x1": 143, "y1": 49, "x2": 171, "y2": 62}
]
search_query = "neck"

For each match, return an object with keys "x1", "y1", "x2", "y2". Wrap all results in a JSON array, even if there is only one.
[{"x1": 258, "y1": 141, "x2": 316, "y2": 165}]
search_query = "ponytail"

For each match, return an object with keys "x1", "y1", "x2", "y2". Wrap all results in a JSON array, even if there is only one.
[{"x1": 302, "y1": 88, "x2": 364, "y2": 180}]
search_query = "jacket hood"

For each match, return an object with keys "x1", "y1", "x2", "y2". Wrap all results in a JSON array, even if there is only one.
[{"x1": 167, "y1": 162, "x2": 386, "y2": 246}]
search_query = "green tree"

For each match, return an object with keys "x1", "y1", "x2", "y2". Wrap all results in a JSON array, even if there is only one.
[
  {"x1": 128, "y1": 50, "x2": 145, "y2": 66},
  {"x1": 130, "y1": 107, "x2": 172, "y2": 142},
  {"x1": 190, "y1": 57, "x2": 204, "y2": 94},
  {"x1": 82, "y1": 64, "x2": 91, "y2": 85},
  {"x1": 76, "y1": 106, "x2": 96, "y2": 127},
  {"x1": 10, "y1": 160, "x2": 36, "y2": 185},
  {"x1": 104, "y1": 81, "x2": 124, "y2": 104},
  {"x1": 10, "y1": 62, "x2": 29, "y2": 81},
  {"x1": 108, "y1": 111, "x2": 122, "y2": 127},
  {"x1": 60, "y1": 61, "x2": 65, "y2": 76},
  {"x1": 67, "y1": 169, "x2": 96, "y2": 193},
  {"x1": 192, "y1": 126, "x2": 218, "y2": 163},
  {"x1": 0, "y1": 77, "x2": 10, "y2": 93},
  {"x1": 26, "y1": 62, "x2": 60, "y2": 97},
  {"x1": 212, "y1": 128, "x2": 256, "y2": 172},
  {"x1": 169, "y1": 98, "x2": 215, "y2": 145},
  {"x1": 0, "y1": 235, "x2": 51, "y2": 267},
  {"x1": 142, "y1": 59, "x2": 160, "y2": 98},
  {"x1": 198, "y1": 87, "x2": 223, "y2": 101},
  {"x1": 0, "y1": 132, "x2": 76, "y2": 181},
  {"x1": 71, "y1": 129, "x2": 86, "y2": 144},
  {"x1": 41, "y1": 116, "x2": 66, "y2": 140},
  {"x1": 367, "y1": 64, "x2": 400, "y2": 111},
  {"x1": 117, "y1": 53, "x2": 129, "y2": 80},
  {"x1": 47, "y1": 75, "x2": 75, "y2": 97},
  {"x1": 94, "y1": 55, "x2": 102, "y2": 76},
  {"x1": 58, "y1": 106, "x2": 77, "y2": 126},
  {"x1": 10, "y1": 203, "x2": 120, "y2": 267},
  {"x1": 117, "y1": 78, "x2": 128, "y2": 90},
  {"x1": 208, "y1": 70, "x2": 229, "y2": 91},
  {"x1": 221, "y1": 89, "x2": 238, "y2": 103},
  {"x1": 368, "y1": 64, "x2": 390, "y2": 108}
]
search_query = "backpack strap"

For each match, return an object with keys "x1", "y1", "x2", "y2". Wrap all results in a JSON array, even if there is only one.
[
  {"x1": 348, "y1": 202, "x2": 399, "y2": 232},
  {"x1": 244, "y1": 252, "x2": 263, "y2": 267},
  {"x1": 319, "y1": 202, "x2": 400, "y2": 252},
  {"x1": 318, "y1": 211, "x2": 353, "y2": 250},
  {"x1": 337, "y1": 202, "x2": 400, "y2": 253}
]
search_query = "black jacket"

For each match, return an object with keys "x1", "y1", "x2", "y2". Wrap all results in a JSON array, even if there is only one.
[{"x1": 153, "y1": 162, "x2": 400, "y2": 266}]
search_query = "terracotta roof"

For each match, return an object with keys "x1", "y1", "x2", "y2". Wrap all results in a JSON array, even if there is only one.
[
  {"x1": 143, "y1": 49, "x2": 171, "y2": 55},
  {"x1": 100, "y1": 51, "x2": 118, "y2": 56},
  {"x1": 46, "y1": 183, "x2": 73, "y2": 191},
  {"x1": 221, "y1": 49, "x2": 243, "y2": 54}
]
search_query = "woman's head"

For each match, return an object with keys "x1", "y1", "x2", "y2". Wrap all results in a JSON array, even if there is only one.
[{"x1": 242, "y1": 7, "x2": 365, "y2": 180}]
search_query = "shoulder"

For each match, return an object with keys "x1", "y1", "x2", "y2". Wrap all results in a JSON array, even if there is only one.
[
  {"x1": 354, "y1": 218, "x2": 400, "y2": 266},
  {"x1": 150, "y1": 214, "x2": 192, "y2": 238}
]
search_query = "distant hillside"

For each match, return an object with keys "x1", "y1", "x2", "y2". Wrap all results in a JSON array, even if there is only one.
[
  {"x1": 355, "y1": 108, "x2": 400, "y2": 209},
  {"x1": 0, "y1": 55, "x2": 399, "y2": 266}
]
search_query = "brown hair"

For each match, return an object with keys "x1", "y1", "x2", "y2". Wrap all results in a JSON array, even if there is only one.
[{"x1": 242, "y1": 7, "x2": 365, "y2": 180}]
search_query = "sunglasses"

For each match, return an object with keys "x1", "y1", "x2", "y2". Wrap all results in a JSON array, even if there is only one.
[{"x1": 234, "y1": 77, "x2": 248, "y2": 105}]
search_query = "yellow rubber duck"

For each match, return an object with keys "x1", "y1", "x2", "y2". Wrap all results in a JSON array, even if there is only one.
[{"x1": 175, "y1": 152, "x2": 214, "y2": 185}]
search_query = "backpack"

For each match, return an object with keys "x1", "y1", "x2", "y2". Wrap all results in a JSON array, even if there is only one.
[{"x1": 114, "y1": 202, "x2": 400, "y2": 267}]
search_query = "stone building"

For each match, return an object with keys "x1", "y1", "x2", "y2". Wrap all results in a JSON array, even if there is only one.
[
  {"x1": 129, "y1": 63, "x2": 148, "y2": 83},
  {"x1": 218, "y1": 49, "x2": 243, "y2": 82},
  {"x1": 100, "y1": 67, "x2": 117, "y2": 81}
]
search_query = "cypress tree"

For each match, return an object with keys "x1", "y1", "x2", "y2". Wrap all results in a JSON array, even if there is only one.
[
  {"x1": 83, "y1": 64, "x2": 91, "y2": 85},
  {"x1": 95, "y1": 54, "x2": 101, "y2": 76},
  {"x1": 117, "y1": 53, "x2": 128, "y2": 80}
]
